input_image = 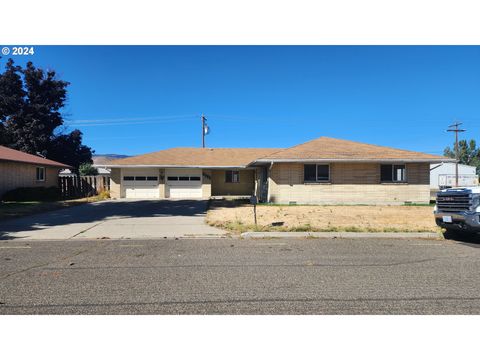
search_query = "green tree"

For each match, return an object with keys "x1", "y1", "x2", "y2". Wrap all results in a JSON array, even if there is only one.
[
  {"x1": 0, "y1": 59, "x2": 25, "y2": 146},
  {"x1": 444, "y1": 139, "x2": 480, "y2": 175},
  {"x1": 0, "y1": 58, "x2": 93, "y2": 168},
  {"x1": 48, "y1": 130, "x2": 94, "y2": 171},
  {"x1": 79, "y1": 162, "x2": 99, "y2": 176}
]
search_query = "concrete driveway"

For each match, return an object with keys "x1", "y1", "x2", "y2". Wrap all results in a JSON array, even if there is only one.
[{"x1": 0, "y1": 199, "x2": 227, "y2": 240}]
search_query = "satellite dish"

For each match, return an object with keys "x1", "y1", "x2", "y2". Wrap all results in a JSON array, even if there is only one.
[{"x1": 204, "y1": 125, "x2": 210, "y2": 135}]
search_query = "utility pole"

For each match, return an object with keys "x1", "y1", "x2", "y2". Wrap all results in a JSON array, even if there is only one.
[
  {"x1": 447, "y1": 121, "x2": 466, "y2": 187},
  {"x1": 201, "y1": 114, "x2": 206, "y2": 148}
]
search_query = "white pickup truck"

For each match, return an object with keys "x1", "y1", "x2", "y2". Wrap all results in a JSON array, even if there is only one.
[{"x1": 434, "y1": 187, "x2": 480, "y2": 237}]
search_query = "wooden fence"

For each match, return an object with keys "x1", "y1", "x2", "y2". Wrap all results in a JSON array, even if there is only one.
[{"x1": 58, "y1": 175, "x2": 110, "y2": 199}]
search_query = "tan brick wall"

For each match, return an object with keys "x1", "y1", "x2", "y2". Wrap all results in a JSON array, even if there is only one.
[
  {"x1": 0, "y1": 161, "x2": 60, "y2": 197},
  {"x1": 268, "y1": 162, "x2": 430, "y2": 204},
  {"x1": 211, "y1": 170, "x2": 255, "y2": 196}
]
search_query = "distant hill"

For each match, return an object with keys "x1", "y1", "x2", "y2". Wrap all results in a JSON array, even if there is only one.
[{"x1": 92, "y1": 154, "x2": 130, "y2": 165}]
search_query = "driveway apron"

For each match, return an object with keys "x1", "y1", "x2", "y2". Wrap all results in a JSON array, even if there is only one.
[{"x1": 0, "y1": 199, "x2": 227, "y2": 240}]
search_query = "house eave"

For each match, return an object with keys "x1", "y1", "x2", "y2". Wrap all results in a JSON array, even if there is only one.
[
  {"x1": 95, "y1": 164, "x2": 250, "y2": 169},
  {"x1": 253, "y1": 158, "x2": 456, "y2": 164},
  {"x1": 0, "y1": 158, "x2": 72, "y2": 168}
]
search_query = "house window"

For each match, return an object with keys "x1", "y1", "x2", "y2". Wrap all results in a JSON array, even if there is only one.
[
  {"x1": 304, "y1": 164, "x2": 330, "y2": 182},
  {"x1": 123, "y1": 176, "x2": 134, "y2": 181},
  {"x1": 225, "y1": 170, "x2": 240, "y2": 183},
  {"x1": 36, "y1": 167, "x2": 45, "y2": 181},
  {"x1": 380, "y1": 164, "x2": 406, "y2": 182}
]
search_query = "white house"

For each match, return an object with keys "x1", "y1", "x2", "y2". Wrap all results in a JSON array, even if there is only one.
[{"x1": 430, "y1": 162, "x2": 478, "y2": 189}]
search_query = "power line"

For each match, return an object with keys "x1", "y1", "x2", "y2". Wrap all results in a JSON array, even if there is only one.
[
  {"x1": 65, "y1": 114, "x2": 197, "y2": 124},
  {"x1": 67, "y1": 118, "x2": 197, "y2": 127}
]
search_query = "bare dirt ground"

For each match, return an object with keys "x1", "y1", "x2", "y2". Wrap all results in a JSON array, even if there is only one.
[{"x1": 206, "y1": 201, "x2": 439, "y2": 233}]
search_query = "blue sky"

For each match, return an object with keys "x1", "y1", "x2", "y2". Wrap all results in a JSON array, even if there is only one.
[{"x1": 2, "y1": 46, "x2": 480, "y2": 156}]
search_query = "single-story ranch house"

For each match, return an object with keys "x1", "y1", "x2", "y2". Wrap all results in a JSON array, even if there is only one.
[
  {"x1": 100, "y1": 137, "x2": 455, "y2": 205},
  {"x1": 0, "y1": 145, "x2": 71, "y2": 198}
]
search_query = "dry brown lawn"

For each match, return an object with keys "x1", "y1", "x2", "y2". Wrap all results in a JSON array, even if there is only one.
[{"x1": 206, "y1": 202, "x2": 439, "y2": 233}]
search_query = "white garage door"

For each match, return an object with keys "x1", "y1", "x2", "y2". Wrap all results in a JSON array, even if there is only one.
[
  {"x1": 123, "y1": 169, "x2": 160, "y2": 199},
  {"x1": 166, "y1": 169, "x2": 202, "y2": 199}
]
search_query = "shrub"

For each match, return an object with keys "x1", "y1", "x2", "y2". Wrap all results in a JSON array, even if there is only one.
[
  {"x1": 79, "y1": 162, "x2": 98, "y2": 176},
  {"x1": 2, "y1": 186, "x2": 62, "y2": 202},
  {"x1": 97, "y1": 190, "x2": 110, "y2": 200}
]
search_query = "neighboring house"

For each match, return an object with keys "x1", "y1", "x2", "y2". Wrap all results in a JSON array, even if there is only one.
[
  {"x1": 0, "y1": 145, "x2": 71, "y2": 198},
  {"x1": 430, "y1": 162, "x2": 478, "y2": 189},
  {"x1": 98, "y1": 137, "x2": 454, "y2": 205},
  {"x1": 59, "y1": 167, "x2": 111, "y2": 176}
]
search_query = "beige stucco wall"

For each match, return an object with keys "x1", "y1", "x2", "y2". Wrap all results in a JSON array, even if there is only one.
[
  {"x1": 0, "y1": 160, "x2": 60, "y2": 197},
  {"x1": 109, "y1": 168, "x2": 121, "y2": 198},
  {"x1": 202, "y1": 170, "x2": 212, "y2": 198},
  {"x1": 211, "y1": 170, "x2": 255, "y2": 196},
  {"x1": 159, "y1": 168, "x2": 165, "y2": 198},
  {"x1": 268, "y1": 162, "x2": 430, "y2": 204}
]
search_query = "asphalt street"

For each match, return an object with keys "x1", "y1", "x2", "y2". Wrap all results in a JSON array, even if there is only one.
[{"x1": 0, "y1": 237, "x2": 479, "y2": 314}]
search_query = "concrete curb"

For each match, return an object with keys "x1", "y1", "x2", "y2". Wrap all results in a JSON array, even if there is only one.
[
  {"x1": 0, "y1": 235, "x2": 233, "y2": 242},
  {"x1": 240, "y1": 231, "x2": 443, "y2": 240}
]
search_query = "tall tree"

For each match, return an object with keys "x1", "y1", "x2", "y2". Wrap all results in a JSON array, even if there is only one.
[
  {"x1": 444, "y1": 139, "x2": 480, "y2": 175},
  {"x1": 47, "y1": 130, "x2": 93, "y2": 170},
  {"x1": 0, "y1": 59, "x2": 25, "y2": 145},
  {"x1": 0, "y1": 58, "x2": 93, "y2": 169}
]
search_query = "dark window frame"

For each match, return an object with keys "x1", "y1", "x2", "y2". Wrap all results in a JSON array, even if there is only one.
[
  {"x1": 36, "y1": 167, "x2": 45, "y2": 182},
  {"x1": 380, "y1": 164, "x2": 407, "y2": 183},
  {"x1": 303, "y1": 164, "x2": 330, "y2": 183},
  {"x1": 225, "y1": 170, "x2": 240, "y2": 183}
]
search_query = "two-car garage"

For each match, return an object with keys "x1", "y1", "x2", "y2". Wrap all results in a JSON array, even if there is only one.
[{"x1": 121, "y1": 168, "x2": 203, "y2": 199}]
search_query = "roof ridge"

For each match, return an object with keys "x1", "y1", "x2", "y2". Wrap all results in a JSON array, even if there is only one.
[
  {"x1": 262, "y1": 136, "x2": 325, "y2": 158},
  {"x1": 265, "y1": 136, "x2": 443, "y2": 158},
  {"x1": 256, "y1": 136, "x2": 449, "y2": 161},
  {"x1": 319, "y1": 136, "x2": 440, "y2": 156}
]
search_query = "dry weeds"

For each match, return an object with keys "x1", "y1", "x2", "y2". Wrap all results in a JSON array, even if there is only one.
[{"x1": 206, "y1": 202, "x2": 439, "y2": 233}]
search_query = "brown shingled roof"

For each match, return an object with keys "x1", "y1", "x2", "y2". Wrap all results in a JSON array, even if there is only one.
[
  {"x1": 258, "y1": 137, "x2": 453, "y2": 162},
  {"x1": 0, "y1": 145, "x2": 71, "y2": 168},
  {"x1": 106, "y1": 147, "x2": 281, "y2": 167}
]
